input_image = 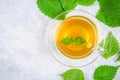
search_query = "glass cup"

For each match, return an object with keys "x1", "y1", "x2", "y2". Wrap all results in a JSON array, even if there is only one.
[{"x1": 44, "y1": 10, "x2": 106, "y2": 67}]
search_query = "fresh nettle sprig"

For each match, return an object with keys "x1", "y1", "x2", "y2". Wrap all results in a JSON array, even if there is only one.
[
  {"x1": 97, "y1": 31, "x2": 120, "y2": 62},
  {"x1": 99, "y1": 32, "x2": 119, "y2": 59},
  {"x1": 61, "y1": 36, "x2": 86, "y2": 45}
]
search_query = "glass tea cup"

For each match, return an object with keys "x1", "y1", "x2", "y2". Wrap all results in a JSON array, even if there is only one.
[{"x1": 44, "y1": 10, "x2": 106, "y2": 67}]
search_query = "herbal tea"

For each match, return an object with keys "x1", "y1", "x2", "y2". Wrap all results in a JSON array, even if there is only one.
[{"x1": 56, "y1": 16, "x2": 98, "y2": 59}]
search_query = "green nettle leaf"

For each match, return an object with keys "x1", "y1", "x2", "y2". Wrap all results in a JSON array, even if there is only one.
[
  {"x1": 37, "y1": 0, "x2": 64, "y2": 18},
  {"x1": 96, "y1": 0, "x2": 120, "y2": 27},
  {"x1": 77, "y1": 0, "x2": 96, "y2": 6},
  {"x1": 61, "y1": 69, "x2": 84, "y2": 80},
  {"x1": 94, "y1": 65, "x2": 120, "y2": 80},
  {"x1": 74, "y1": 37, "x2": 86, "y2": 45},
  {"x1": 100, "y1": 32, "x2": 119, "y2": 59},
  {"x1": 61, "y1": 37, "x2": 73, "y2": 45}
]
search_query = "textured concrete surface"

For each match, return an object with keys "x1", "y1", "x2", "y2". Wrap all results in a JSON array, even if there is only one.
[{"x1": 0, "y1": 0, "x2": 120, "y2": 80}]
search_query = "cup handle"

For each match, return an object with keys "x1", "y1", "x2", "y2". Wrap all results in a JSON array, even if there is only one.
[{"x1": 95, "y1": 45, "x2": 105, "y2": 55}]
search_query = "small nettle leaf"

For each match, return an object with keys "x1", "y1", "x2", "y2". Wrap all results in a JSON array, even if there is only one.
[
  {"x1": 61, "y1": 37, "x2": 73, "y2": 45},
  {"x1": 94, "y1": 65, "x2": 120, "y2": 80},
  {"x1": 74, "y1": 37, "x2": 86, "y2": 45},
  {"x1": 61, "y1": 69, "x2": 84, "y2": 80},
  {"x1": 99, "y1": 32, "x2": 119, "y2": 59}
]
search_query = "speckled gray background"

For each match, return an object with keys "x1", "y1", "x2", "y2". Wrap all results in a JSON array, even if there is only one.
[{"x1": 0, "y1": 0, "x2": 120, "y2": 80}]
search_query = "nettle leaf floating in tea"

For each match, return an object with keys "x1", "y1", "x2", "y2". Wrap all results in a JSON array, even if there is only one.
[
  {"x1": 61, "y1": 37, "x2": 74, "y2": 45},
  {"x1": 37, "y1": 0, "x2": 96, "y2": 19},
  {"x1": 94, "y1": 65, "x2": 120, "y2": 80},
  {"x1": 100, "y1": 32, "x2": 119, "y2": 59},
  {"x1": 61, "y1": 36, "x2": 86, "y2": 45},
  {"x1": 74, "y1": 37, "x2": 86, "y2": 45},
  {"x1": 96, "y1": 0, "x2": 120, "y2": 27},
  {"x1": 61, "y1": 69, "x2": 84, "y2": 80}
]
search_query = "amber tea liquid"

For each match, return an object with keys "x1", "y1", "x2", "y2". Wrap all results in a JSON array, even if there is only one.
[{"x1": 56, "y1": 16, "x2": 98, "y2": 59}]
